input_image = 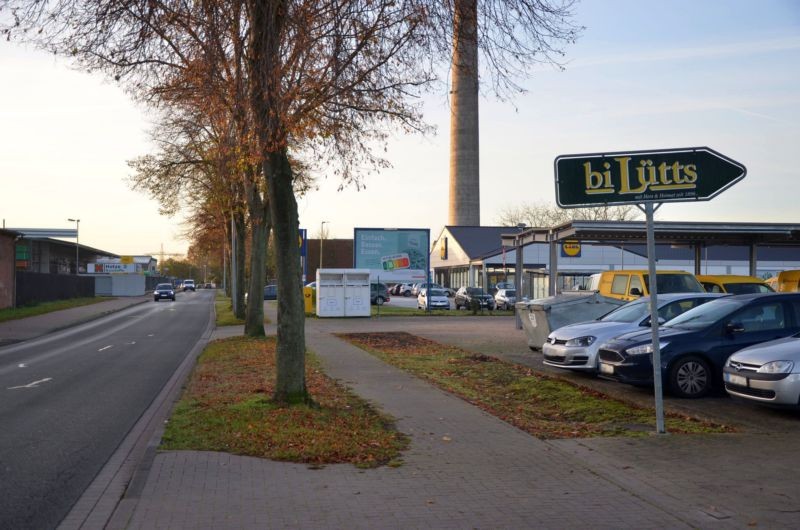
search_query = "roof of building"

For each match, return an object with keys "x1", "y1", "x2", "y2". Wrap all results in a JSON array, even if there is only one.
[{"x1": 444, "y1": 226, "x2": 522, "y2": 260}]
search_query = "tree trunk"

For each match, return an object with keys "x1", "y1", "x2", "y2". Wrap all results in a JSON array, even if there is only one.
[
  {"x1": 245, "y1": 179, "x2": 271, "y2": 337},
  {"x1": 233, "y1": 209, "x2": 247, "y2": 319},
  {"x1": 266, "y1": 149, "x2": 306, "y2": 403}
]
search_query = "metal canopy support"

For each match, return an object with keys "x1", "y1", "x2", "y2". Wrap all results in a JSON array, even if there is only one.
[
  {"x1": 515, "y1": 236, "x2": 524, "y2": 330},
  {"x1": 637, "y1": 202, "x2": 666, "y2": 434},
  {"x1": 548, "y1": 230, "x2": 557, "y2": 296},
  {"x1": 749, "y1": 244, "x2": 758, "y2": 276},
  {"x1": 694, "y1": 244, "x2": 702, "y2": 275}
]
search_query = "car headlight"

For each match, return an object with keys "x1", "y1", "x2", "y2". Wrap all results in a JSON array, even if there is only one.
[
  {"x1": 565, "y1": 336, "x2": 595, "y2": 347},
  {"x1": 626, "y1": 342, "x2": 670, "y2": 356},
  {"x1": 757, "y1": 360, "x2": 794, "y2": 374}
]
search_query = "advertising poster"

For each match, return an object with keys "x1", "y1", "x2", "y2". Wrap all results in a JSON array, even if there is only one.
[{"x1": 353, "y1": 228, "x2": 430, "y2": 283}]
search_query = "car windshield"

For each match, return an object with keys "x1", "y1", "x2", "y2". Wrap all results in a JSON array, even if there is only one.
[
  {"x1": 643, "y1": 274, "x2": 704, "y2": 293},
  {"x1": 428, "y1": 289, "x2": 446, "y2": 297},
  {"x1": 466, "y1": 287, "x2": 485, "y2": 295},
  {"x1": 503, "y1": 290, "x2": 516, "y2": 297},
  {"x1": 156, "y1": 283, "x2": 172, "y2": 289},
  {"x1": 724, "y1": 283, "x2": 772, "y2": 294},
  {"x1": 665, "y1": 297, "x2": 746, "y2": 330},
  {"x1": 598, "y1": 300, "x2": 650, "y2": 323}
]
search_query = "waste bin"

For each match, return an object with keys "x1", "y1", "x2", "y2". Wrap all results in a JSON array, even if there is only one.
[{"x1": 516, "y1": 292, "x2": 626, "y2": 350}]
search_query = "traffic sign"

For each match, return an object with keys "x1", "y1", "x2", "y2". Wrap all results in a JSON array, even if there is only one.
[{"x1": 555, "y1": 147, "x2": 746, "y2": 208}]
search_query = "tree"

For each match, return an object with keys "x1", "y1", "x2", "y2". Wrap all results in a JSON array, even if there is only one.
[{"x1": 496, "y1": 201, "x2": 641, "y2": 228}]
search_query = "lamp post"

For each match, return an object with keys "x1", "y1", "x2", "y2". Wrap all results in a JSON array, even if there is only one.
[
  {"x1": 319, "y1": 220, "x2": 329, "y2": 271},
  {"x1": 68, "y1": 218, "x2": 80, "y2": 274}
]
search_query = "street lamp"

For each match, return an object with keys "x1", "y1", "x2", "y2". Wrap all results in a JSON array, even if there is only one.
[
  {"x1": 68, "y1": 218, "x2": 80, "y2": 274},
  {"x1": 319, "y1": 220, "x2": 329, "y2": 271}
]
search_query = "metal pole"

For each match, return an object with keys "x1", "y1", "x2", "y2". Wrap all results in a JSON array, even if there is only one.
[
  {"x1": 320, "y1": 221, "x2": 329, "y2": 272},
  {"x1": 645, "y1": 202, "x2": 666, "y2": 434},
  {"x1": 68, "y1": 218, "x2": 80, "y2": 274},
  {"x1": 515, "y1": 233, "x2": 524, "y2": 330}
]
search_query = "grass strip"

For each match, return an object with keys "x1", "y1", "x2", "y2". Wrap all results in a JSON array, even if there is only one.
[
  {"x1": 0, "y1": 297, "x2": 112, "y2": 323},
  {"x1": 161, "y1": 336, "x2": 408, "y2": 467},
  {"x1": 339, "y1": 332, "x2": 734, "y2": 439}
]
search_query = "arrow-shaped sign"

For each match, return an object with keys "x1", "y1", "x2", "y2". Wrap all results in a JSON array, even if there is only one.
[{"x1": 555, "y1": 147, "x2": 746, "y2": 208}]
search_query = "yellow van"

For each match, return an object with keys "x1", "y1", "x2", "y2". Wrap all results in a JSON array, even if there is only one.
[
  {"x1": 768, "y1": 270, "x2": 800, "y2": 292},
  {"x1": 696, "y1": 275, "x2": 774, "y2": 295},
  {"x1": 597, "y1": 270, "x2": 705, "y2": 302}
]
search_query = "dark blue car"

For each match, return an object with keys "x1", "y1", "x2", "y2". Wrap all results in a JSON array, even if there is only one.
[{"x1": 598, "y1": 292, "x2": 800, "y2": 398}]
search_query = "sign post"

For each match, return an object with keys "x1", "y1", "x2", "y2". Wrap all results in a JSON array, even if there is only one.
[{"x1": 555, "y1": 147, "x2": 746, "y2": 434}]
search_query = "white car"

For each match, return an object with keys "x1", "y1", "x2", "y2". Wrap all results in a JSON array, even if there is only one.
[
  {"x1": 494, "y1": 288, "x2": 517, "y2": 310},
  {"x1": 542, "y1": 293, "x2": 723, "y2": 372},
  {"x1": 724, "y1": 335, "x2": 800, "y2": 408},
  {"x1": 418, "y1": 288, "x2": 450, "y2": 310}
]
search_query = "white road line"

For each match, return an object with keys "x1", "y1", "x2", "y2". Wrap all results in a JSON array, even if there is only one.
[
  {"x1": 98, "y1": 345, "x2": 113, "y2": 352},
  {"x1": 8, "y1": 377, "x2": 53, "y2": 390},
  {"x1": 126, "y1": 341, "x2": 136, "y2": 345},
  {"x1": 18, "y1": 363, "x2": 27, "y2": 368}
]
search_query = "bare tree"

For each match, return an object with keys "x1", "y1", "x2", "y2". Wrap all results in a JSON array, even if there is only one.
[{"x1": 496, "y1": 201, "x2": 641, "y2": 228}]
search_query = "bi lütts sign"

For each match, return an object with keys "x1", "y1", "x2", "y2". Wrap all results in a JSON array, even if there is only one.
[{"x1": 555, "y1": 147, "x2": 746, "y2": 207}]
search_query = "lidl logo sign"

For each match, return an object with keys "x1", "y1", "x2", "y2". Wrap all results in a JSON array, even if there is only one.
[{"x1": 561, "y1": 241, "x2": 581, "y2": 258}]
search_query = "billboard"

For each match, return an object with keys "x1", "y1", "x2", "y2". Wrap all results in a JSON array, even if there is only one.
[{"x1": 353, "y1": 228, "x2": 430, "y2": 283}]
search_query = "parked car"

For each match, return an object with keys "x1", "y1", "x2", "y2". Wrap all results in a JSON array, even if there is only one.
[
  {"x1": 418, "y1": 288, "x2": 450, "y2": 310},
  {"x1": 454, "y1": 287, "x2": 495, "y2": 310},
  {"x1": 413, "y1": 282, "x2": 453, "y2": 297},
  {"x1": 697, "y1": 275, "x2": 774, "y2": 294},
  {"x1": 543, "y1": 293, "x2": 723, "y2": 373},
  {"x1": 183, "y1": 279, "x2": 196, "y2": 292},
  {"x1": 597, "y1": 292, "x2": 800, "y2": 398},
  {"x1": 263, "y1": 284, "x2": 278, "y2": 300},
  {"x1": 490, "y1": 281, "x2": 515, "y2": 294},
  {"x1": 595, "y1": 270, "x2": 704, "y2": 302},
  {"x1": 494, "y1": 288, "x2": 517, "y2": 310},
  {"x1": 724, "y1": 333, "x2": 800, "y2": 408},
  {"x1": 370, "y1": 282, "x2": 390, "y2": 305},
  {"x1": 305, "y1": 281, "x2": 317, "y2": 290},
  {"x1": 153, "y1": 283, "x2": 176, "y2": 302}
]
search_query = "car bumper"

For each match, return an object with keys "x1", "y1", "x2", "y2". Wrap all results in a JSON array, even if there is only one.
[
  {"x1": 723, "y1": 369, "x2": 800, "y2": 406},
  {"x1": 597, "y1": 350, "x2": 654, "y2": 385},
  {"x1": 154, "y1": 293, "x2": 175, "y2": 299},
  {"x1": 542, "y1": 343, "x2": 598, "y2": 371}
]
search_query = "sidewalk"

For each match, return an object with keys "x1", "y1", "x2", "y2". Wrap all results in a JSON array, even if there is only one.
[
  {"x1": 0, "y1": 296, "x2": 151, "y2": 345},
  {"x1": 107, "y1": 310, "x2": 799, "y2": 529}
]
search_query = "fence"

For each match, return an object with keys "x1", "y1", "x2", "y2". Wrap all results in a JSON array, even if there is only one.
[{"x1": 15, "y1": 271, "x2": 95, "y2": 306}]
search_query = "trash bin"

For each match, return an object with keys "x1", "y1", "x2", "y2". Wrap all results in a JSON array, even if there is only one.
[{"x1": 516, "y1": 292, "x2": 626, "y2": 350}]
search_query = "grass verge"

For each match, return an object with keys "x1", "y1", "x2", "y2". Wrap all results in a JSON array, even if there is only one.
[
  {"x1": 338, "y1": 332, "x2": 734, "y2": 439},
  {"x1": 214, "y1": 291, "x2": 273, "y2": 326},
  {"x1": 0, "y1": 297, "x2": 112, "y2": 323},
  {"x1": 161, "y1": 336, "x2": 408, "y2": 467}
]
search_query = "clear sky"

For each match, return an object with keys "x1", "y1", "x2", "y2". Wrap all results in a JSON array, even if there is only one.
[{"x1": 1, "y1": 0, "x2": 798, "y2": 257}]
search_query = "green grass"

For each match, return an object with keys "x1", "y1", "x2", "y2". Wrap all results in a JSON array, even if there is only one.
[
  {"x1": 0, "y1": 297, "x2": 112, "y2": 323},
  {"x1": 339, "y1": 332, "x2": 734, "y2": 439},
  {"x1": 161, "y1": 336, "x2": 408, "y2": 467},
  {"x1": 215, "y1": 291, "x2": 273, "y2": 326}
]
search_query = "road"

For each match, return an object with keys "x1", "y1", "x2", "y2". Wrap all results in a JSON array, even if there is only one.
[{"x1": 0, "y1": 290, "x2": 213, "y2": 530}]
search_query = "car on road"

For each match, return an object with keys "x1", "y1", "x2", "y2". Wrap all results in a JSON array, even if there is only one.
[
  {"x1": 418, "y1": 288, "x2": 450, "y2": 310},
  {"x1": 494, "y1": 288, "x2": 517, "y2": 310},
  {"x1": 370, "y1": 282, "x2": 390, "y2": 305},
  {"x1": 183, "y1": 279, "x2": 196, "y2": 292},
  {"x1": 724, "y1": 333, "x2": 800, "y2": 408},
  {"x1": 454, "y1": 287, "x2": 495, "y2": 310},
  {"x1": 153, "y1": 283, "x2": 176, "y2": 302},
  {"x1": 597, "y1": 292, "x2": 800, "y2": 398},
  {"x1": 263, "y1": 284, "x2": 277, "y2": 300},
  {"x1": 543, "y1": 293, "x2": 722, "y2": 373}
]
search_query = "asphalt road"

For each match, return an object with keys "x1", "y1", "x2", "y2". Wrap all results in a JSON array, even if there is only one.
[{"x1": 0, "y1": 289, "x2": 213, "y2": 530}]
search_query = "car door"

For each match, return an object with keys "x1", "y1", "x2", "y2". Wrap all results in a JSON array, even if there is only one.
[{"x1": 707, "y1": 300, "x2": 794, "y2": 370}]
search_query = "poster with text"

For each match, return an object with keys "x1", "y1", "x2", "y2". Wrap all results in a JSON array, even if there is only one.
[{"x1": 353, "y1": 228, "x2": 430, "y2": 283}]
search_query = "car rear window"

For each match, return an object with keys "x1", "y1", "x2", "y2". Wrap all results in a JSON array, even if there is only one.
[
  {"x1": 723, "y1": 283, "x2": 772, "y2": 295},
  {"x1": 644, "y1": 274, "x2": 704, "y2": 293}
]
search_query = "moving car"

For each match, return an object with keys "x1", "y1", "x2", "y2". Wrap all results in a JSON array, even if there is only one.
[
  {"x1": 597, "y1": 292, "x2": 800, "y2": 398},
  {"x1": 153, "y1": 283, "x2": 176, "y2": 302},
  {"x1": 697, "y1": 275, "x2": 773, "y2": 294},
  {"x1": 724, "y1": 333, "x2": 800, "y2": 407},
  {"x1": 183, "y1": 279, "x2": 196, "y2": 292},
  {"x1": 454, "y1": 287, "x2": 495, "y2": 310},
  {"x1": 370, "y1": 282, "x2": 390, "y2": 305},
  {"x1": 494, "y1": 288, "x2": 517, "y2": 310},
  {"x1": 543, "y1": 293, "x2": 722, "y2": 373},
  {"x1": 418, "y1": 288, "x2": 450, "y2": 310}
]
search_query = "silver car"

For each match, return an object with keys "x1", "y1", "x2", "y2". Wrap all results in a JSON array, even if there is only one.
[
  {"x1": 724, "y1": 334, "x2": 800, "y2": 407},
  {"x1": 494, "y1": 288, "x2": 516, "y2": 310},
  {"x1": 542, "y1": 293, "x2": 723, "y2": 372}
]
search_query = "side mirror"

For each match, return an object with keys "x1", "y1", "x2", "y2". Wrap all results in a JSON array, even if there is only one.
[
  {"x1": 726, "y1": 321, "x2": 745, "y2": 334},
  {"x1": 641, "y1": 316, "x2": 666, "y2": 327},
  {"x1": 629, "y1": 287, "x2": 643, "y2": 296}
]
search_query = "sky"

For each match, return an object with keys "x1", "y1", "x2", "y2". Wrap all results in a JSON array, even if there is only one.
[{"x1": 1, "y1": 0, "x2": 799, "y2": 258}]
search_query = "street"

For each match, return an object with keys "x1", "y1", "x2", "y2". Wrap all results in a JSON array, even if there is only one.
[{"x1": 0, "y1": 290, "x2": 213, "y2": 530}]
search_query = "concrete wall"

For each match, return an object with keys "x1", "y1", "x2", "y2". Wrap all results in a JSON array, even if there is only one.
[{"x1": 0, "y1": 233, "x2": 14, "y2": 309}]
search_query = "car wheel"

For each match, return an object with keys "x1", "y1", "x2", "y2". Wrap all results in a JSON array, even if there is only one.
[
  {"x1": 668, "y1": 355, "x2": 711, "y2": 398},
  {"x1": 154, "y1": 298, "x2": 158, "y2": 302},
  {"x1": 403, "y1": 291, "x2": 410, "y2": 297},
  {"x1": 376, "y1": 296, "x2": 384, "y2": 306}
]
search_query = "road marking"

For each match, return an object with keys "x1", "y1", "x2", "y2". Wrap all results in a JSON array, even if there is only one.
[
  {"x1": 8, "y1": 377, "x2": 53, "y2": 390},
  {"x1": 98, "y1": 345, "x2": 113, "y2": 352},
  {"x1": 126, "y1": 341, "x2": 136, "y2": 345},
  {"x1": 18, "y1": 363, "x2": 27, "y2": 368}
]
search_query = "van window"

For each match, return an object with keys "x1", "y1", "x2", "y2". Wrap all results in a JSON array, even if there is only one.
[
  {"x1": 611, "y1": 275, "x2": 629, "y2": 295},
  {"x1": 702, "y1": 282, "x2": 723, "y2": 293},
  {"x1": 723, "y1": 283, "x2": 773, "y2": 295},
  {"x1": 629, "y1": 275, "x2": 644, "y2": 295}
]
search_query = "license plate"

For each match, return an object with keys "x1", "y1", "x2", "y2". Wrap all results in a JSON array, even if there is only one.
[
  {"x1": 725, "y1": 373, "x2": 747, "y2": 386},
  {"x1": 599, "y1": 363, "x2": 614, "y2": 375}
]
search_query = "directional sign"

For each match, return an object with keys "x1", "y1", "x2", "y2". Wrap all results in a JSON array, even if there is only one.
[{"x1": 555, "y1": 147, "x2": 746, "y2": 208}]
